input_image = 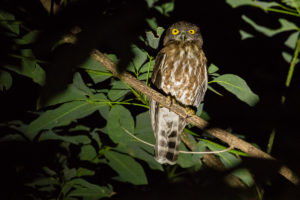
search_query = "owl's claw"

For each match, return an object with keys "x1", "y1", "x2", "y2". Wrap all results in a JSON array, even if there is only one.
[
  {"x1": 185, "y1": 106, "x2": 195, "y2": 117},
  {"x1": 166, "y1": 96, "x2": 176, "y2": 106},
  {"x1": 159, "y1": 96, "x2": 176, "y2": 108}
]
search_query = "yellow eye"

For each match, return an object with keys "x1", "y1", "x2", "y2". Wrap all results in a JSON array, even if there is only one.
[
  {"x1": 188, "y1": 29, "x2": 195, "y2": 34},
  {"x1": 172, "y1": 28, "x2": 179, "y2": 35}
]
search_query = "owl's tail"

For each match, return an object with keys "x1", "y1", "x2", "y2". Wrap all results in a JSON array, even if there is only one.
[{"x1": 150, "y1": 100, "x2": 186, "y2": 165}]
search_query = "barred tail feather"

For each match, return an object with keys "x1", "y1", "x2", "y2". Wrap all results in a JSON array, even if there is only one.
[{"x1": 150, "y1": 100, "x2": 186, "y2": 165}]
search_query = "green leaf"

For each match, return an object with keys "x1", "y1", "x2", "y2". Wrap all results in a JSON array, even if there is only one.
[
  {"x1": 226, "y1": 0, "x2": 280, "y2": 10},
  {"x1": 138, "y1": 72, "x2": 153, "y2": 81},
  {"x1": 239, "y1": 30, "x2": 254, "y2": 40},
  {"x1": 107, "y1": 80, "x2": 130, "y2": 101},
  {"x1": 132, "y1": 111, "x2": 163, "y2": 171},
  {"x1": 176, "y1": 134, "x2": 204, "y2": 168},
  {"x1": 0, "y1": 70, "x2": 12, "y2": 91},
  {"x1": 77, "y1": 167, "x2": 95, "y2": 177},
  {"x1": 242, "y1": 15, "x2": 298, "y2": 37},
  {"x1": 15, "y1": 30, "x2": 39, "y2": 45},
  {"x1": 0, "y1": 9, "x2": 19, "y2": 35},
  {"x1": 90, "y1": 128, "x2": 102, "y2": 146},
  {"x1": 204, "y1": 141, "x2": 241, "y2": 168},
  {"x1": 145, "y1": 0, "x2": 159, "y2": 7},
  {"x1": 157, "y1": 27, "x2": 165, "y2": 37},
  {"x1": 37, "y1": 85, "x2": 88, "y2": 109},
  {"x1": 79, "y1": 57, "x2": 112, "y2": 83},
  {"x1": 284, "y1": 31, "x2": 299, "y2": 49},
  {"x1": 25, "y1": 176, "x2": 57, "y2": 193},
  {"x1": 155, "y1": 1, "x2": 175, "y2": 16},
  {"x1": 146, "y1": 31, "x2": 160, "y2": 49},
  {"x1": 69, "y1": 124, "x2": 90, "y2": 132},
  {"x1": 135, "y1": 111, "x2": 154, "y2": 143},
  {"x1": 281, "y1": 0, "x2": 300, "y2": 9},
  {"x1": 146, "y1": 17, "x2": 158, "y2": 31},
  {"x1": 177, "y1": 143, "x2": 196, "y2": 168},
  {"x1": 4, "y1": 50, "x2": 46, "y2": 86},
  {"x1": 226, "y1": 0, "x2": 254, "y2": 8},
  {"x1": 146, "y1": 27, "x2": 164, "y2": 49},
  {"x1": 39, "y1": 130, "x2": 91, "y2": 145},
  {"x1": 282, "y1": 51, "x2": 300, "y2": 63},
  {"x1": 105, "y1": 150, "x2": 148, "y2": 185},
  {"x1": 73, "y1": 72, "x2": 93, "y2": 97},
  {"x1": 128, "y1": 45, "x2": 147, "y2": 73},
  {"x1": 66, "y1": 178, "x2": 114, "y2": 199},
  {"x1": 211, "y1": 74, "x2": 259, "y2": 106},
  {"x1": 207, "y1": 85, "x2": 223, "y2": 96},
  {"x1": 64, "y1": 167, "x2": 77, "y2": 181},
  {"x1": 98, "y1": 105, "x2": 110, "y2": 121},
  {"x1": 117, "y1": 143, "x2": 163, "y2": 171},
  {"x1": 79, "y1": 145, "x2": 97, "y2": 161},
  {"x1": 27, "y1": 101, "x2": 106, "y2": 140},
  {"x1": 208, "y1": 64, "x2": 219, "y2": 74},
  {"x1": 282, "y1": 51, "x2": 293, "y2": 63},
  {"x1": 232, "y1": 168, "x2": 254, "y2": 187},
  {"x1": 140, "y1": 60, "x2": 155, "y2": 73},
  {"x1": 106, "y1": 105, "x2": 134, "y2": 144}
]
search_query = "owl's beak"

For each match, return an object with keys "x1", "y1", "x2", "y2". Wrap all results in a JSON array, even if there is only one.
[{"x1": 179, "y1": 32, "x2": 186, "y2": 41}]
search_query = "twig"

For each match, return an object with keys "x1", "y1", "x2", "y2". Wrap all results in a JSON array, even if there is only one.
[
  {"x1": 91, "y1": 49, "x2": 299, "y2": 185},
  {"x1": 121, "y1": 126, "x2": 233, "y2": 154}
]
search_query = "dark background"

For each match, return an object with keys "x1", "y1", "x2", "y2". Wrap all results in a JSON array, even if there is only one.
[{"x1": 0, "y1": 0, "x2": 299, "y2": 199}]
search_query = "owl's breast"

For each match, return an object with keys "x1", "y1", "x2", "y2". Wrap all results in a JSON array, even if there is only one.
[{"x1": 160, "y1": 42, "x2": 206, "y2": 105}]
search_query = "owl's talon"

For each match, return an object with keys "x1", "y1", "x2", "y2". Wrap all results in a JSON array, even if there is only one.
[
  {"x1": 166, "y1": 96, "x2": 172, "y2": 106},
  {"x1": 166, "y1": 96, "x2": 176, "y2": 107},
  {"x1": 185, "y1": 106, "x2": 195, "y2": 117}
]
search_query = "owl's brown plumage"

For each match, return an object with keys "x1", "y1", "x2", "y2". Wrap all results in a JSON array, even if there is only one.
[{"x1": 150, "y1": 21, "x2": 207, "y2": 165}]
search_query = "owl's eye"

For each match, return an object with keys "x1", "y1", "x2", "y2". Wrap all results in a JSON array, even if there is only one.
[
  {"x1": 188, "y1": 29, "x2": 195, "y2": 34},
  {"x1": 172, "y1": 28, "x2": 180, "y2": 35}
]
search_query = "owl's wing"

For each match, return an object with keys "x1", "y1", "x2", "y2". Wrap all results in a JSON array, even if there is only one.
[
  {"x1": 150, "y1": 51, "x2": 166, "y2": 132},
  {"x1": 193, "y1": 55, "x2": 208, "y2": 108},
  {"x1": 151, "y1": 51, "x2": 166, "y2": 88}
]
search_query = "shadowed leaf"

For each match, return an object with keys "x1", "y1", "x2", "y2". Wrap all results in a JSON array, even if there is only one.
[
  {"x1": 27, "y1": 101, "x2": 106, "y2": 140},
  {"x1": 105, "y1": 150, "x2": 148, "y2": 185},
  {"x1": 212, "y1": 74, "x2": 259, "y2": 106}
]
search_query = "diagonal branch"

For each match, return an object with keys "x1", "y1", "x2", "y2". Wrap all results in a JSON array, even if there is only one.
[{"x1": 91, "y1": 49, "x2": 299, "y2": 185}]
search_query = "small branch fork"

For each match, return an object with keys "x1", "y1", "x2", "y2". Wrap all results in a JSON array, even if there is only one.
[{"x1": 91, "y1": 49, "x2": 299, "y2": 185}]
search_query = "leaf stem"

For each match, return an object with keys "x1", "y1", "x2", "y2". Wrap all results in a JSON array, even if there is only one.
[
  {"x1": 8, "y1": 53, "x2": 49, "y2": 64},
  {"x1": 184, "y1": 128, "x2": 248, "y2": 156},
  {"x1": 267, "y1": 128, "x2": 276, "y2": 154},
  {"x1": 265, "y1": 7, "x2": 300, "y2": 17},
  {"x1": 146, "y1": 54, "x2": 153, "y2": 86},
  {"x1": 84, "y1": 69, "x2": 112, "y2": 76},
  {"x1": 199, "y1": 138, "x2": 248, "y2": 157},
  {"x1": 277, "y1": 3, "x2": 299, "y2": 13},
  {"x1": 285, "y1": 37, "x2": 300, "y2": 88},
  {"x1": 99, "y1": 100, "x2": 149, "y2": 109}
]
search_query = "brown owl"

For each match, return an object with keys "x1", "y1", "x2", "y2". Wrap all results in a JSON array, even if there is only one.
[{"x1": 150, "y1": 21, "x2": 207, "y2": 165}]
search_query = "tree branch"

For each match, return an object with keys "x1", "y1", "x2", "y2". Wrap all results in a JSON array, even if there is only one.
[{"x1": 91, "y1": 49, "x2": 299, "y2": 185}]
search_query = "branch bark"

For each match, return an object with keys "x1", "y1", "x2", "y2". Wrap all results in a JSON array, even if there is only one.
[{"x1": 91, "y1": 49, "x2": 299, "y2": 185}]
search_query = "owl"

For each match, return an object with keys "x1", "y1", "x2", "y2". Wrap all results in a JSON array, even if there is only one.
[{"x1": 150, "y1": 21, "x2": 207, "y2": 165}]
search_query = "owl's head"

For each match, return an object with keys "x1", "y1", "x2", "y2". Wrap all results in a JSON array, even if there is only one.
[{"x1": 163, "y1": 21, "x2": 203, "y2": 47}]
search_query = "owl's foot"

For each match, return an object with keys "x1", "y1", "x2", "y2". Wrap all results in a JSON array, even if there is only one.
[
  {"x1": 160, "y1": 96, "x2": 176, "y2": 108},
  {"x1": 185, "y1": 106, "x2": 195, "y2": 117},
  {"x1": 166, "y1": 96, "x2": 177, "y2": 106}
]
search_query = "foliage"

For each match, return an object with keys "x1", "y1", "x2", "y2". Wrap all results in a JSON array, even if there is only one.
[
  {"x1": 226, "y1": 0, "x2": 300, "y2": 92},
  {"x1": 226, "y1": 0, "x2": 300, "y2": 197},
  {"x1": 0, "y1": 0, "x2": 263, "y2": 199}
]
